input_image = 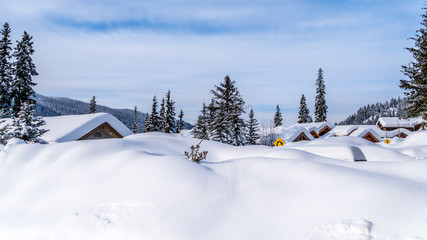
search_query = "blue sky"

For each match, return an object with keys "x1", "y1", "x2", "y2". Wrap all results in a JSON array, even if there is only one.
[{"x1": 0, "y1": 0, "x2": 423, "y2": 124}]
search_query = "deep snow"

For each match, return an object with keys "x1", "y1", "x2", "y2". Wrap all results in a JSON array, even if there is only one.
[{"x1": 0, "y1": 131, "x2": 427, "y2": 240}]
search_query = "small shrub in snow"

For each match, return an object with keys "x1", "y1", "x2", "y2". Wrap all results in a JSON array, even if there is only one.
[{"x1": 185, "y1": 144, "x2": 208, "y2": 163}]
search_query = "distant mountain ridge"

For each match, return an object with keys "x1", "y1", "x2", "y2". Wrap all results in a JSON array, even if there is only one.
[
  {"x1": 338, "y1": 97, "x2": 408, "y2": 125},
  {"x1": 34, "y1": 94, "x2": 192, "y2": 132}
]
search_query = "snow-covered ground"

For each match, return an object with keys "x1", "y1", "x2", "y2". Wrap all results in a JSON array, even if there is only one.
[{"x1": 1, "y1": 131, "x2": 427, "y2": 240}]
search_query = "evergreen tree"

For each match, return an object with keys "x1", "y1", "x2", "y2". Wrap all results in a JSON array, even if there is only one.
[
  {"x1": 144, "y1": 95, "x2": 160, "y2": 132},
  {"x1": 131, "y1": 106, "x2": 138, "y2": 133},
  {"x1": 246, "y1": 108, "x2": 260, "y2": 145},
  {"x1": 193, "y1": 103, "x2": 209, "y2": 139},
  {"x1": 11, "y1": 31, "x2": 38, "y2": 115},
  {"x1": 315, "y1": 68, "x2": 327, "y2": 122},
  {"x1": 0, "y1": 23, "x2": 13, "y2": 112},
  {"x1": 9, "y1": 101, "x2": 47, "y2": 143},
  {"x1": 164, "y1": 90, "x2": 176, "y2": 133},
  {"x1": 274, "y1": 104, "x2": 282, "y2": 127},
  {"x1": 210, "y1": 75, "x2": 246, "y2": 146},
  {"x1": 177, "y1": 109, "x2": 184, "y2": 133},
  {"x1": 298, "y1": 94, "x2": 311, "y2": 123},
  {"x1": 0, "y1": 108, "x2": 10, "y2": 145},
  {"x1": 159, "y1": 97, "x2": 166, "y2": 132},
  {"x1": 400, "y1": 6, "x2": 427, "y2": 120},
  {"x1": 89, "y1": 96, "x2": 96, "y2": 113}
]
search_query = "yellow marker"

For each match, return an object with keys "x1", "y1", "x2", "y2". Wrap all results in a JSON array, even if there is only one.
[
  {"x1": 384, "y1": 139, "x2": 391, "y2": 144},
  {"x1": 274, "y1": 137, "x2": 285, "y2": 147}
]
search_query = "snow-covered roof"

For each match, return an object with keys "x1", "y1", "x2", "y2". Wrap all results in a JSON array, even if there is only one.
[
  {"x1": 291, "y1": 122, "x2": 332, "y2": 133},
  {"x1": 41, "y1": 113, "x2": 133, "y2": 143},
  {"x1": 324, "y1": 125, "x2": 358, "y2": 137},
  {"x1": 376, "y1": 117, "x2": 424, "y2": 128},
  {"x1": 274, "y1": 126, "x2": 314, "y2": 142},
  {"x1": 349, "y1": 127, "x2": 381, "y2": 142}
]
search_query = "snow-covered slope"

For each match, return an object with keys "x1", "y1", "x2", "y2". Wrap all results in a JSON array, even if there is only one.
[{"x1": 0, "y1": 132, "x2": 427, "y2": 240}]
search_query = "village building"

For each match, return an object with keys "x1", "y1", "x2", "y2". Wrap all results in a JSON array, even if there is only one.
[
  {"x1": 292, "y1": 122, "x2": 333, "y2": 138},
  {"x1": 274, "y1": 126, "x2": 314, "y2": 143},
  {"x1": 377, "y1": 117, "x2": 426, "y2": 132},
  {"x1": 41, "y1": 113, "x2": 133, "y2": 143}
]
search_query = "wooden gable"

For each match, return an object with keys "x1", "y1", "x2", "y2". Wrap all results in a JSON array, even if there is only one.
[
  {"x1": 293, "y1": 132, "x2": 311, "y2": 142},
  {"x1": 318, "y1": 126, "x2": 332, "y2": 136},
  {"x1": 362, "y1": 132, "x2": 379, "y2": 143},
  {"x1": 310, "y1": 130, "x2": 319, "y2": 138},
  {"x1": 78, "y1": 122, "x2": 124, "y2": 141}
]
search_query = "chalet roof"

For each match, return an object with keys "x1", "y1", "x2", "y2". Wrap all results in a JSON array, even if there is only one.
[
  {"x1": 324, "y1": 125, "x2": 358, "y2": 137},
  {"x1": 348, "y1": 127, "x2": 381, "y2": 142},
  {"x1": 376, "y1": 117, "x2": 426, "y2": 128},
  {"x1": 41, "y1": 113, "x2": 133, "y2": 143},
  {"x1": 292, "y1": 122, "x2": 332, "y2": 133},
  {"x1": 274, "y1": 126, "x2": 314, "y2": 142}
]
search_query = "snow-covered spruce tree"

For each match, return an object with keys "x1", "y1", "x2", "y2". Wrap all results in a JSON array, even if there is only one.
[
  {"x1": 144, "y1": 95, "x2": 160, "y2": 132},
  {"x1": 210, "y1": 75, "x2": 246, "y2": 146},
  {"x1": 9, "y1": 101, "x2": 47, "y2": 143},
  {"x1": 132, "y1": 106, "x2": 138, "y2": 133},
  {"x1": 400, "y1": 6, "x2": 427, "y2": 120},
  {"x1": 159, "y1": 97, "x2": 166, "y2": 132},
  {"x1": 314, "y1": 68, "x2": 327, "y2": 122},
  {"x1": 274, "y1": 104, "x2": 282, "y2": 127},
  {"x1": 193, "y1": 103, "x2": 210, "y2": 139},
  {"x1": 177, "y1": 109, "x2": 184, "y2": 133},
  {"x1": 246, "y1": 108, "x2": 260, "y2": 145},
  {"x1": 298, "y1": 94, "x2": 311, "y2": 123},
  {"x1": 89, "y1": 96, "x2": 96, "y2": 113},
  {"x1": 0, "y1": 108, "x2": 10, "y2": 145},
  {"x1": 165, "y1": 90, "x2": 176, "y2": 133},
  {"x1": 0, "y1": 23, "x2": 13, "y2": 112},
  {"x1": 11, "y1": 31, "x2": 38, "y2": 115}
]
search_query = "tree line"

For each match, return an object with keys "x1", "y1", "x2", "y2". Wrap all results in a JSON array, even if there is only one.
[{"x1": 0, "y1": 23, "x2": 46, "y2": 144}]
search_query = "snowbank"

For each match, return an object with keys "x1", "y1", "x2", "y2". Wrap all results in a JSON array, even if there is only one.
[{"x1": 0, "y1": 132, "x2": 427, "y2": 239}]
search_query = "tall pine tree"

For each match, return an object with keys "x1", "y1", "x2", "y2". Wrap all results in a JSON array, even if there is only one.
[
  {"x1": 11, "y1": 31, "x2": 38, "y2": 115},
  {"x1": 177, "y1": 109, "x2": 184, "y2": 133},
  {"x1": 132, "y1": 106, "x2": 138, "y2": 133},
  {"x1": 314, "y1": 68, "x2": 327, "y2": 122},
  {"x1": 298, "y1": 94, "x2": 312, "y2": 123},
  {"x1": 0, "y1": 23, "x2": 13, "y2": 112},
  {"x1": 89, "y1": 96, "x2": 96, "y2": 113},
  {"x1": 159, "y1": 97, "x2": 166, "y2": 132},
  {"x1": 246, "y1": 108, "x2": 260, "y2": 145},
  {"x1": 144, "y1": 95, "x2": 160, "y2": 132},
  {"x1": 193, "y1": 103, "x2": 209, "y2": 139},
  {"x1": 274, "y1": 104, "x2": 282, "y2": 127},
  {"x1": 400, "y1": 5, "x2": 427, "y2": 120},
  {"x1": 210, "y1": 75, "x2": 246, "y2": 146},
  {"x1": 164, "y1": 90, "x2": 176, "y2": 133}
]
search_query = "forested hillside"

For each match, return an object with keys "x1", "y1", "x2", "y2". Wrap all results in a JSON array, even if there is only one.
[
  {"x1": 339, "y1": 97, "x2": 408, "y2": 125},
  {"x1": 34, "y1": 94, "x2": 148, "y2": 133}
]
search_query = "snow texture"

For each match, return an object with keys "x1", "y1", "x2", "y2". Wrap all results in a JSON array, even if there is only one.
[
  {"x1": 377, "y1": 117, "x2": 425, "y2": 128},
  {"x1": 0, "y1": 131, "x2": 427, "y2": 239}
]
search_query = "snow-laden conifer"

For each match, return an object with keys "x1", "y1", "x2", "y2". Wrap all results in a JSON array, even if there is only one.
[
  {"x1": 165, "y1": 90, "x2": 176, "y2": 133},
  {"x1": 0, "y1": 23, "x2": 13, "y2": 112},
  {"x1": 144, "y1": 95, "x2": 160, "y2": 132},
  {"x1": 400, "y1": 6, "x2": 427, "y2": 121},
  {"x1": 314, "y1": 68, "x2": 327, "y2": 122},
  {"x1": 159, "y1": 97, "x2": 166, "y2": 132},
  {"x1": 177, "y1": 109, "x2": 184, "y2": 133},
  {"x1": 89, "y1": 96, "x2": 96, "y2": 113},
  {"x1": 11, "y1": 31, "x2": 38, "y2": 115},
  {"x1": 132, "y1": 106, "x2": 138, "y2": 133},
  {"x1": 274, "y1": 104, "x2": 282, "y2": 127},
  {"x1": 193, "y1": 103, "x2": 209, "y2": 139},
  {"x1": 210, "y1": 75, "x2": 246, "y2": 146},
  {"x1": 246, "y1": 108, "x2": 260, "y2": 145},
  {"x1": 9, "y1": 102, "x2": 47, "y2": 143},
  {"x1": 298, "y1": 94, "x2": 312, "y2": 123}
]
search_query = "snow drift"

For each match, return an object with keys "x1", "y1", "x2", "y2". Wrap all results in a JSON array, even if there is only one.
[{"x1": 0, "y1": 131, "x2": 427, "y2": 240}]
